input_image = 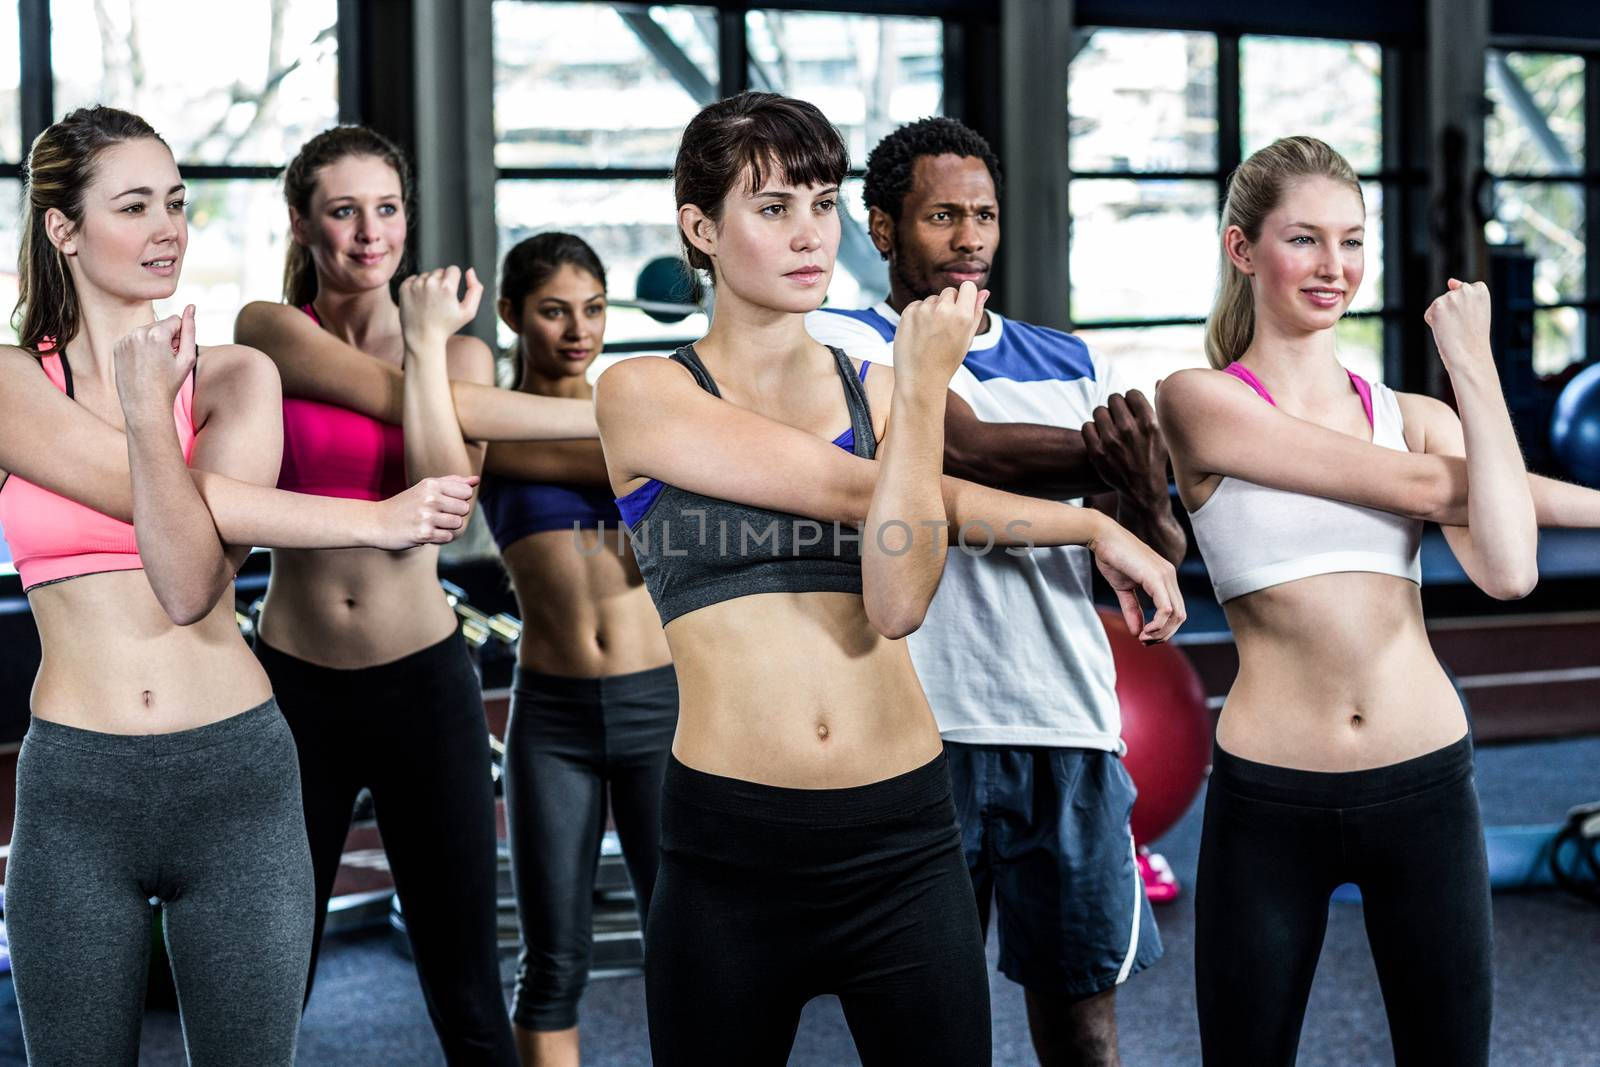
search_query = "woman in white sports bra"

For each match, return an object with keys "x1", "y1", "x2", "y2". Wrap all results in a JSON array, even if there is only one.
[{"x1": 1157, "y1": 135, "x2": 1600, "y2": 1067}]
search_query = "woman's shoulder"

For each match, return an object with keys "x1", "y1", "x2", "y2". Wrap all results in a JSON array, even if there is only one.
[
  {"x1": 233, "y1": 300, "x2": 310, "y2": 351},
  {"x1": 594, "y1": 353, "x2": 696, "y2": 410},
  {"x1": 1153, "y1": 366, "x2": 1248, "y2": 423},
  {"x1": 192, "y1": 343, "x2": 282, "y2": 412}
]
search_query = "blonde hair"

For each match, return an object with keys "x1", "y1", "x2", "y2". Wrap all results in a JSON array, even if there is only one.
[{"x1": 1205, "y1": 136, "x2": 1363, "y2": 368}]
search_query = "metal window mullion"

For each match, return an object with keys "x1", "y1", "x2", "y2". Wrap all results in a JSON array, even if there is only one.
[
  {"x1": 1586, "y1": 56, "x2": 1600, "y2": 362},
  {"x1": 19, "y1": 0, "x2": 52, "y2": 151},
  {"x1": 337, "y1": 0, "x2": 362, "y2": 124},
  {"x1": 1216, "y1": 31, "x2": 1241, "y2": 194},
  {"x1": 718, "y1": 8, "x2": 748, "y2": 98},
  {"x1": 1381, "y1": 42, "x2": 1405, "y2": 382}
]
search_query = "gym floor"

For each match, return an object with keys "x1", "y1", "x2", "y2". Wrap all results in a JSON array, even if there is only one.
[{"x1": 0, "y1": 734, "x2": 1578, "y2": 1067}]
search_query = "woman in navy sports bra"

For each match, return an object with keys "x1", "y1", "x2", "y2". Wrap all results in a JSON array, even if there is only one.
[
  {"x1": 232, "y1": 127, "x2": 599, "y2": 1065},
  {"x1": 0, "y1": 108, "x2": 472, "y2": 1067},
  {"x1": 479, "y1": 233, "x2": 676, "y2": 1066},
  {"x1": 595, "y1": 91, "x2": 1184, "y2": 1066},
  {"x1": 1159, "y1": 136, "x2": 1600, "y2": 1066}
]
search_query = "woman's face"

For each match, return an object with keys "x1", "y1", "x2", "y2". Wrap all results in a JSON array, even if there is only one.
[
  {"x1": 509, "y1": 262, "x2": 607, "y2": 382},
  {"x1": 1233, "y1": 175, "x2": 1366, "y2": 337},
  {"x1": 56, "y1": 137, "x2": 187, "y2": 304},
  {"x1": 685, "y1": 168, "x2": 840, "y2": 315},
  {"x1": 295, "y1": 153, "x2": 406, "y2": 297}
]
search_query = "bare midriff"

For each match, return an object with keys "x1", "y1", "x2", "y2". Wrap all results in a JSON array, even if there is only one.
[
  {"x1": 257, "y1": 545, "x2": 458, "y2": 668},
  {"x1": 1216, "y1": 571, "x2": 1467, "y2": 771},
  {"x1": 29, "y1": 570, "x2": 272, "y2": 733},
  {"x1": 501, "y1": 527, "x2": 670, "y2": 678},
  {"x1": 664, "y1": 591, "x2": 942, "y2": 789}
]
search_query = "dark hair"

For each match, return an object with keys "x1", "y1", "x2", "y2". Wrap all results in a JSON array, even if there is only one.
[
  {"x1": 281, "y1": 125, "x2": 414, "y2": 307},
  {"x1": 862, "y1": 116, "x2": 1004, "y2": 223},
  {"x1": 499, "y1": 231, "x2": 607, "y2": 313},
  {"x1": 13, "y1": 106, "x2": 168, "y2": 351},
  {"x1": 673, "y1": 91, "x2": 849, "y2": 297},
  {"x1": 498, "y1": 232, "x2": 608, "y2": 388}
]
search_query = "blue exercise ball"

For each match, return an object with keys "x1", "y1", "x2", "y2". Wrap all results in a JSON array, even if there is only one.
[{"x1": 1551, "y1": 361, "x2": 1600, "y2": 487}]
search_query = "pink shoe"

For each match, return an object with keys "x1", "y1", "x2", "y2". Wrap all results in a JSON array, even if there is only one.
[{"x1": 1138, "y1": 847, "x2": 1180, "y2": 904}]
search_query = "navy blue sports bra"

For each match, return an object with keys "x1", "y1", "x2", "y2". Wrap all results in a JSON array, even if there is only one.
[{"x1": 480, "y1": 476, "x2": 620, "y2": 550}]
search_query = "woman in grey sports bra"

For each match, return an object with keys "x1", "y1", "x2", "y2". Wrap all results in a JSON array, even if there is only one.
[
  {"x1": 596, "y1": 92, "x2": 1183, "y2": 1067},
  {"x1": 1159, "y1": 136, "x2": 1600, "y2": 1067}
]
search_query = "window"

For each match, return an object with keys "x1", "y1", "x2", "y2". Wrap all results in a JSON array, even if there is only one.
[
  {"x1": 1067, "y1": 29, "x2": 1391, "y2": 395},
  {"x1": 1484, "y1": 49, "x2": 1591, "y2": 375},
  {"x1": 492, "y1": 2, "x2": 943, "y2": 359},
  {"x1": 49, "y1": 0, "x2": 340, "y2": 344},
  {"x1": 494, "y1": 2, "x2": 718, "y2": 356}
]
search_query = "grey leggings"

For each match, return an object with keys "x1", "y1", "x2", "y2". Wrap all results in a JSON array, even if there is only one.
[{"x1": 6, "y1": 698, "x2": 315, "y2": 1066}]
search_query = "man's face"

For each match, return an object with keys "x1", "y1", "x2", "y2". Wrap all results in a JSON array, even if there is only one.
[{"x1": 875, "y1": 153, "x2": 999, "y2": 301}]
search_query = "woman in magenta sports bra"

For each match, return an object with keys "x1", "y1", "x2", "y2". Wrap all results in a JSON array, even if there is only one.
[
  {"x1": 0, "y1": 107, "x2": 472, "y2": 1067},
  {"x1": 1159, "y1": 136, "x2": 1600, "y2": 1066},
  {"x1": 232, "y1": 126, "x2": 594, "y2": 1064}
]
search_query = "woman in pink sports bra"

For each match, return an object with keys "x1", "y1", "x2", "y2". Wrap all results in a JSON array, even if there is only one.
[
  {"x1": 232, "y1": 126, "x2": 596, "y2": 1064},
  {"x1": 0, "y1": 108, "x2": 474, "y2": 1067},
  {"x1": 1159, "y1": 136, "x2": 1600, "y2": 1067}
]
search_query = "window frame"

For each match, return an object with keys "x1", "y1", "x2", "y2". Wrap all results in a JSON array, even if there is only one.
[
  {"x1": 1484, "y1": 44, "x2": 1600, "y2": 370},
  {"x1": 7, "y1": 1, "x2": 345, "y2": 186},
  {"x1": 491, "y1": 0, "x2": 943, "y2": 355},
  {"x1": 1064, "y1": 27, "x2": 1408, "y2": 383}
]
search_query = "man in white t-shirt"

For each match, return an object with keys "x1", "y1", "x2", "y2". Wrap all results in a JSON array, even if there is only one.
[{"x1": 808, "y1": 117, "x2": 1186, "y2": 1067}]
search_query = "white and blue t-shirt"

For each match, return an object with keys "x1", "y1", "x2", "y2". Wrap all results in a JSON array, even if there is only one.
[{"x1": 807, "y1": 301, "x2": 1125, "y2": 752}]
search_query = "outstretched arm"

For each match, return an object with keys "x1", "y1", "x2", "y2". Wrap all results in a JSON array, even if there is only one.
[
  {"x1": 234, "y1": 298, "x2": 596, "y2": 441},
  {"x1": 595, "y1": 350, "x2": 1184, "y2": 642},
  {"x1": 0, "y1": 344, "x2": 475, "y2": 581}
]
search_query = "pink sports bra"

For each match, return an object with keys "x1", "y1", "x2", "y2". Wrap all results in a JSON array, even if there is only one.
[
  {"x1": 0, "y1": 350, "x2": 199, "y2": 592},
  {"x1": 275, "y1": 305, "x2": 408, "y2": 501}
]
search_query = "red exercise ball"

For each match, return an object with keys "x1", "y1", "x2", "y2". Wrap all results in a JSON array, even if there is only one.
[{"x1": 1096, "y1": 608, "x2": 1213, "y2": 844}]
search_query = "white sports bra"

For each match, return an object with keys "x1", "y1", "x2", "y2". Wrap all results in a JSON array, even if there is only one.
[{"x1": 1187, "y1": 363, "x2": 1423, "y2": 603}]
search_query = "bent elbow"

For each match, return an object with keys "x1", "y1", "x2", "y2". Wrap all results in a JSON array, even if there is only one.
[
  {"x1": 866, "y1": 597, "x2": 927, "y2": 641},
  {"x1": 162, "y1": 599, "x2": 211, "y2": 627},
  {"x1": 1478, "y1": 559, "x2": 1539, "y2": 601},
  {"x1": 155, "y1": 585, "x2": 218, "y2": 627},
  {"x1": 1488, "y1": 568, "x2": 1538, "y2": 602}
]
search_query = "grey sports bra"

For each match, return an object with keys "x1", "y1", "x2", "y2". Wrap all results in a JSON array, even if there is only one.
[{"x1": 616, "y1": 345, "x2": 877, "y2": 625}]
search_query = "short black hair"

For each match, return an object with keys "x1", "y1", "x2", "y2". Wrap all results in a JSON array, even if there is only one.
[{"x1": 862, "y1": 116, "x2": 1003, "y2": 222}]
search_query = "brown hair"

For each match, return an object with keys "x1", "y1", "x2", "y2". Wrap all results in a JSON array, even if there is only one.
[
  {"x1": 672, "y1": 92, "x2": 848, "y2": 299},
  {"x1": 13, "y1": 106, "x2": 168, "y2": 351},
  {"x1": 498, "y1": 232, "x2": 608, "y2": 388},
  {"x1": 281, "y1": 125, "x2": 414, "y2": 307},
  {"x1": 1206, "y1": 136, "x2": 1363, "y2": 368}
]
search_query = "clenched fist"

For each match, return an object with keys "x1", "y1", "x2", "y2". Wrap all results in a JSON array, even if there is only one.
[
  {"x1": 113, "y1": 304, "x2": 197, "y2": 427},
  {"x1": 1424, "y1": 278, "x2": 1493, "y2": 371},
  {"x1": 400, "y1": 266, "x2": 484, "y2": 352},
  {"x1": 891, "y1": 281, "x2": 989, "y2": 394}
]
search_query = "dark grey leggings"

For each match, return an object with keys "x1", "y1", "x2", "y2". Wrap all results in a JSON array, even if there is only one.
[
  {"x1": 6, "y1": 699, "x2": 315, "y2": 1066},
  {"x1": 504, "y1": 663, "x2": 678, "y2": 1031}
]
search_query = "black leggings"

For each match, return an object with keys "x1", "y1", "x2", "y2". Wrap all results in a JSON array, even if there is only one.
[
  {"x1": 255, "y1": 632, "x2": 517, "y2": 1066},
  {"x1": 1195, "y1": 735, "x2": 1491, "y2": 1067},
  {"x1": 646, "y1": 751, "x2": 990, "y2": 1067},
  {"x1": 503, "y1": 663, "x2": 677, "y2": 1031}
]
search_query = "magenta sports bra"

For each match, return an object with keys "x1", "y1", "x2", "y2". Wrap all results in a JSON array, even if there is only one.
[{"x1": 275, "y1": 304, "x2": 408, "y2": 501}]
